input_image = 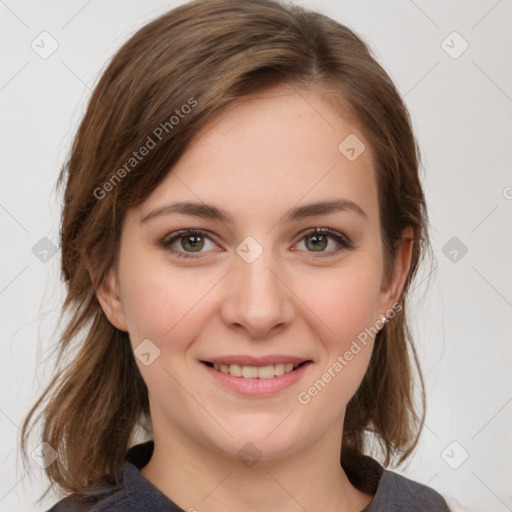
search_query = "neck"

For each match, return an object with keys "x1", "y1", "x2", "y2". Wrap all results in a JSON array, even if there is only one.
[{"x1": 140, "y1": 418, "x2": 373, "y2": 512}]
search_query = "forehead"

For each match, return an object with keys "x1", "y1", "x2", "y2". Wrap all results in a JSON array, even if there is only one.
[{"x1": 136, "y1": 84, "x2": 379, "y2": 225}]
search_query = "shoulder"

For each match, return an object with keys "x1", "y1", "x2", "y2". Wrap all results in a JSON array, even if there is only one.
[
  {"x1": 366, "y1": 470, "x2": 450, "y2": 512},
  {"x1": 46, "y1": 443, "x2": 146, "y2": 511},
  {"x1": 342, "y1": 451, "x2": 450, "y2": 511},
  {"x1": 46, "y1": 442, "x2": 183, "y2": 511},
  {"x1": 46, "y1": 477, "x2": 132, "y2": 512}
]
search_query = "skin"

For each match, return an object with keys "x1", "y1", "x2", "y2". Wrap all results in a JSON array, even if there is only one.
[{"x1": 95, "y1": 83, "x2": 413, "y2": 512}]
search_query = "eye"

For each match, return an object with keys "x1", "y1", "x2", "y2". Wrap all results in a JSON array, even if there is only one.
[
  {"x1": 294, "y1": 228, "x2": 352, "y2": 255},
  {"x1": 158, "y1": 227, "x2": 353, "y2": 260},
  {"x1": 159, "y1": 229, "x2": 219, "y2": 258}
]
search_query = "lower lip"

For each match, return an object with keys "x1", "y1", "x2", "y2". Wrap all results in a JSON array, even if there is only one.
[{"x1": 202, "y1": 362, "x2": 312, "y2": 397}]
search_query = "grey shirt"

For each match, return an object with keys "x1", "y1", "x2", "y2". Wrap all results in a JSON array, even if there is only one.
[{"x1": 48, "y1": 441, "x2": 450, "y2": 511}]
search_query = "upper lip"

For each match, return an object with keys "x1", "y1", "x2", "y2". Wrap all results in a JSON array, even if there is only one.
[{"x1": 203, "y1": 355, "x2": 312, "y2": 367}]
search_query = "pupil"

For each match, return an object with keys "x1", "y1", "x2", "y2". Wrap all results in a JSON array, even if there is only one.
[
  {"x1": 182, "y1": 235, "x2": 203, "y2": 252},
  {"x1": 307, "y1": 235, "x2": 327, "y2": 251}
]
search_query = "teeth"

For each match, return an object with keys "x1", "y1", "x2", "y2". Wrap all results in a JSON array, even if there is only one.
[
  {"x1": 211, "y1": 362, "x2": 300, "y2": 379},
  {"x1": 256, "y1": 365, "x2": 275, "y2": 379},
  {"x1": 242, "y1": 366, "x2": 258, "y2": 378},
  {"x1": 274, "y1": 363, "x2": 285, "y2": 377}
]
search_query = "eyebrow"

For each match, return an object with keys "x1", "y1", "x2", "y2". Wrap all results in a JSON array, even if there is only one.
[{"x1": 140, "y1": 199, "x2": 368, "y2": 224}]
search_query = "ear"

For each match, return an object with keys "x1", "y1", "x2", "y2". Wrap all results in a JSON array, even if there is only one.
[
  {"x1": 378, "y1": 226, "x2": 414, "y2": 315},
  {"x1": 86, "y1": 254, "x2": 128, "y2": 332}
]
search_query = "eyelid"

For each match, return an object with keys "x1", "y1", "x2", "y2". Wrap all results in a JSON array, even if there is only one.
[
  {"x1": 159, "y1": 227, "x2": 353, "y2": 259},
  {"x1": 293, "y1": 227, "x2": 353, "y2": 254},
  {"x1": 159, "y1": 229, "x2": 220, "y2": 259}
]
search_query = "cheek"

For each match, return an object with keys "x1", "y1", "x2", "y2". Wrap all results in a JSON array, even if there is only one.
[
  {"x1": 291, "y1": 262, "x2": 382, "y2": 402},
  {"x1": 118, "y1": 250, "x2": 219, "y2": 347},
  {"x1": 299, "y1": 262, "x2": 382, "y2": 345}
]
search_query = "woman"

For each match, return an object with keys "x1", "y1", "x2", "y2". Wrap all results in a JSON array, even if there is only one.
[{"x1": 21, "y1": 0, "x2": 450, "y2": 510}]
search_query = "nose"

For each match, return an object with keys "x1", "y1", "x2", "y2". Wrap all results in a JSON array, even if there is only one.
[{"x1": 220, "y1": 251, "x2": 295, "y2": 338}]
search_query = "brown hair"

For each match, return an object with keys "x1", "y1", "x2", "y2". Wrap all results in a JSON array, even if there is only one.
[{"x1": 21, "y1": 0, "x2": 430, "y2": 500}]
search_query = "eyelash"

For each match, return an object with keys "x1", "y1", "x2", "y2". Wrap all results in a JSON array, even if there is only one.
[{"x1": 158, "y1": 228, "x2": 353, "y2": 259}]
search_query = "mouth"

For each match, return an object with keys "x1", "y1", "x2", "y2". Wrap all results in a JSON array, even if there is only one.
[{"x1": 200, "y1": 360, "x2": 311, "y2": 379}]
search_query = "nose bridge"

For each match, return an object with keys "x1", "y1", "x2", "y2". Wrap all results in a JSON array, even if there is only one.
[{"x1": 221, "y1": 242, "x2": 294, "y2": 337}]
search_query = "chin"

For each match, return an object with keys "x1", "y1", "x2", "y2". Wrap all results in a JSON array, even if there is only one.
[{"x1": 203, "y1": 416, "x2": 311, "y2": 463}]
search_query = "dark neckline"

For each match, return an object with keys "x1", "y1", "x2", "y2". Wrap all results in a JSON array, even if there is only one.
[{"x1": 123, "y1": 440, "x2": 384, "y2": 511}]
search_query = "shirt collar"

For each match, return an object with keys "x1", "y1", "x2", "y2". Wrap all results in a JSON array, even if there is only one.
[{"x1": 121, "y1": 440, "x2": 386, "y2": 510}]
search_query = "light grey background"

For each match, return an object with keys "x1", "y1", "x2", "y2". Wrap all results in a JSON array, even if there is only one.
[{"x1": 1, "y1": 1, "x2": 511, "y2": 511}]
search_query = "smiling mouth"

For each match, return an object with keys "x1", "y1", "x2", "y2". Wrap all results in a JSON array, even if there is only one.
[{"x1": 201, "y1": 361, "x2": 311, "y2": 379}]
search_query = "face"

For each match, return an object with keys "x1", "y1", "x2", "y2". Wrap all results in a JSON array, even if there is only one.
[{"x1": 98, "y1": 84, "x2": 410, "y2": 462}]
